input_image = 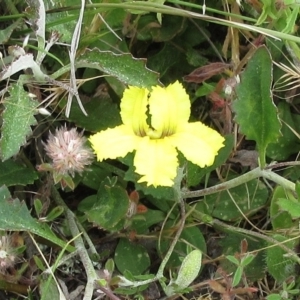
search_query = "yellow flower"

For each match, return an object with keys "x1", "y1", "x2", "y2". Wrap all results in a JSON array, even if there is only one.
[{"x1": 89, "y1": 81, "x2": 225, "y2": 187}]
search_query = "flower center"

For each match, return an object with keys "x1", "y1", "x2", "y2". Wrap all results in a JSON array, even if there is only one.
[{"x1": 146, "y1": 129, "x2": 162, "y2": 139}]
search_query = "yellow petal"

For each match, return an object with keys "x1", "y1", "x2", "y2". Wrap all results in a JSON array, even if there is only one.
[
  {"x1": 89, "y1": 125, "x2": 139, "y2": 161},
  {"x1": 134, "y1": 137, "x2": 178, "y2": 187},
  {"x1": 170, "y1": 123, "x2": 225, "y2": 167},
  {"x1": 149, "y1": 81, "x2": 190, "y2": 137},
  {"x1": 120, "y1": 86, "x2": 149, "y2": 136}
]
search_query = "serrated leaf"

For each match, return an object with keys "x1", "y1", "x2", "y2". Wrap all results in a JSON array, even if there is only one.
[
  {"x1": 0, "y1": 54, "x2": 45, "y2": 81},
  {"x1": 0, "y1": 186, "x2": 73, "y2": 251},
  {"x1": 0, "y1": 83, "x2": 39, "y2": 161},
  {"x1": 76, "y1": 49, "x2": 160, "y2": 88},
  {"x1": 233, "y1": 46, "x2": 281, "y2": 167},
  {"x1": 0, "y1": 159, "x2": 38, "y2": 186}
]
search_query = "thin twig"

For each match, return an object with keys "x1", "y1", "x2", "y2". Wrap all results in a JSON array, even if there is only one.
[{"x1": 264, "y1": 161, "x2": 300, "y2": 170}]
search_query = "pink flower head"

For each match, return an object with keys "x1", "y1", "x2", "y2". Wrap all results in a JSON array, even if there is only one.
[
  {"x1": 0, "y1": 235, "x2": 17, "y2": 272},
  {"x1": 44, "y1": 125, "x2": 94, "y2": 177}
]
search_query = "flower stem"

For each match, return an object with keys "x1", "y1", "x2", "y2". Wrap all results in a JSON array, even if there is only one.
[
  {"x1": 130, "y1": 169, "x2": 186, "y2": 288},
  {"x1": 182, "y1": 167, "x2": 296, "y2": 199},
  {"x1": 51, "y1": 186, "x2": 98, "y2": 300},
  {"x1": 212, "y1": 219, "x2": 300, "y2": 264}
]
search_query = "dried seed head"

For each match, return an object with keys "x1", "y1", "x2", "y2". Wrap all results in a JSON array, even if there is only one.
[
  {"x1": 0, "y1": 235, "x2": 17, "y2": 272},
  {"x1": 44, "y1": 125, "x2": 94, "y2": 176}
]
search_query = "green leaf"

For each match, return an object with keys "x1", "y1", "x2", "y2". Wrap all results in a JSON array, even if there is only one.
[
  {"x1": 45, "y1": 206, "x2": 64, "y2": 222},
  {"x1": 282, "y1": 6, "x2": 299, "y2": 34},
  {"x1": 296, "y1": 181, "x2": 300, "y2": 199},
  {"x1": 44, "y1": 0, "x2": 77, "y2": 44},
  {"x1": 114, "y1": 238, "x2": 150, "y2": 275},
  {"x1": 77, "y1": 195, "x2": 98, "y2": 212},
  {"x1": 0, "y1": 82, "x2": 38, "y2": 161},
  {"x1": 266, "y1": 102, "x2": 300, "y2": 160},
  {"x1": 81, "y1": 164, "x2": 111, "y2": 190},
  {"x1": 143, "y1": 14, "x2": 185, "y2": 43},
  {"x1": 204, "y1": 178, "x2": 268, "y2": 221},
  {"x1": 195, "y1": 82, "x2": 215, "y2": 97},
  {"x1": 277, "y1": 198, "x2": 300, "y2": 218},
  {"x1": 131, "y1": 209, "x2": 166, "y2": 234},
  {"x1": 256, "y1": 0, "x2": 278, "y2": 25},
  {"x1": 0, "y1": 159, "x2": 38, "y2": 186},
  {"x1": 174, "y1": 250, "x2": 202, "y2": 289},
  {"x1": 0, "y1": 20, "x2": 23, "y2": 44},
  {"x1": 83, "y1": 180, "x2": 129, "y2": 232},
  {"x1": 266, "y1": 234, "x2": 297, "y2": 282},
  {"x1": 40, "y1": 275, "x2": 60, "y2": 300},
  {"x1": 269, "y1": 186, "x2": 294, "y2": 229},
  {"x1": 226, "y1": 255, "x2": 240, "y2": 265},
  {"x1": 105, "y1": 258, "x2": 115, "y2": 274},
  {"x1": 232, "y1": 266, "x2": 243, "y2": 287},
  {"x1": 219, "y1": 234, "x2": 266, "y2": 282},
  {"x1": 159, "y1": 225, "x2": 207, "y2": 268},
  {"x1": 266, "y1": 295, "x2": 281, "y2": 300},
  {"x1": 241, "y1": 254, "x2": 255, "y2": 267},
  {"x1": 0, "y1": 186, "x2": 73, "y2": 252},
  {"x1": 233, "y1": 46, "x2": 281, "y2": 167},
  {"x1": 76, "y1": 49, "x2": 160, "y2": 88},
  {"x1": 34, "y1": 199, "x2": 43, "y2": 217},
  {"x1": 68, "y1": 97, "x2": 121, "y2": 132},
  {"x1": 148, "y1": 43, "x2": 182, "y2": 77}
]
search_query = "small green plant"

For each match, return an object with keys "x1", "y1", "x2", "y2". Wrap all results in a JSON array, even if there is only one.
[
  {"x1": 226, "y1": 253, "x2": 255, "y2": 287},
  {"x1": 267, "y1": 278, "x2": 300, "y2": 300}
]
